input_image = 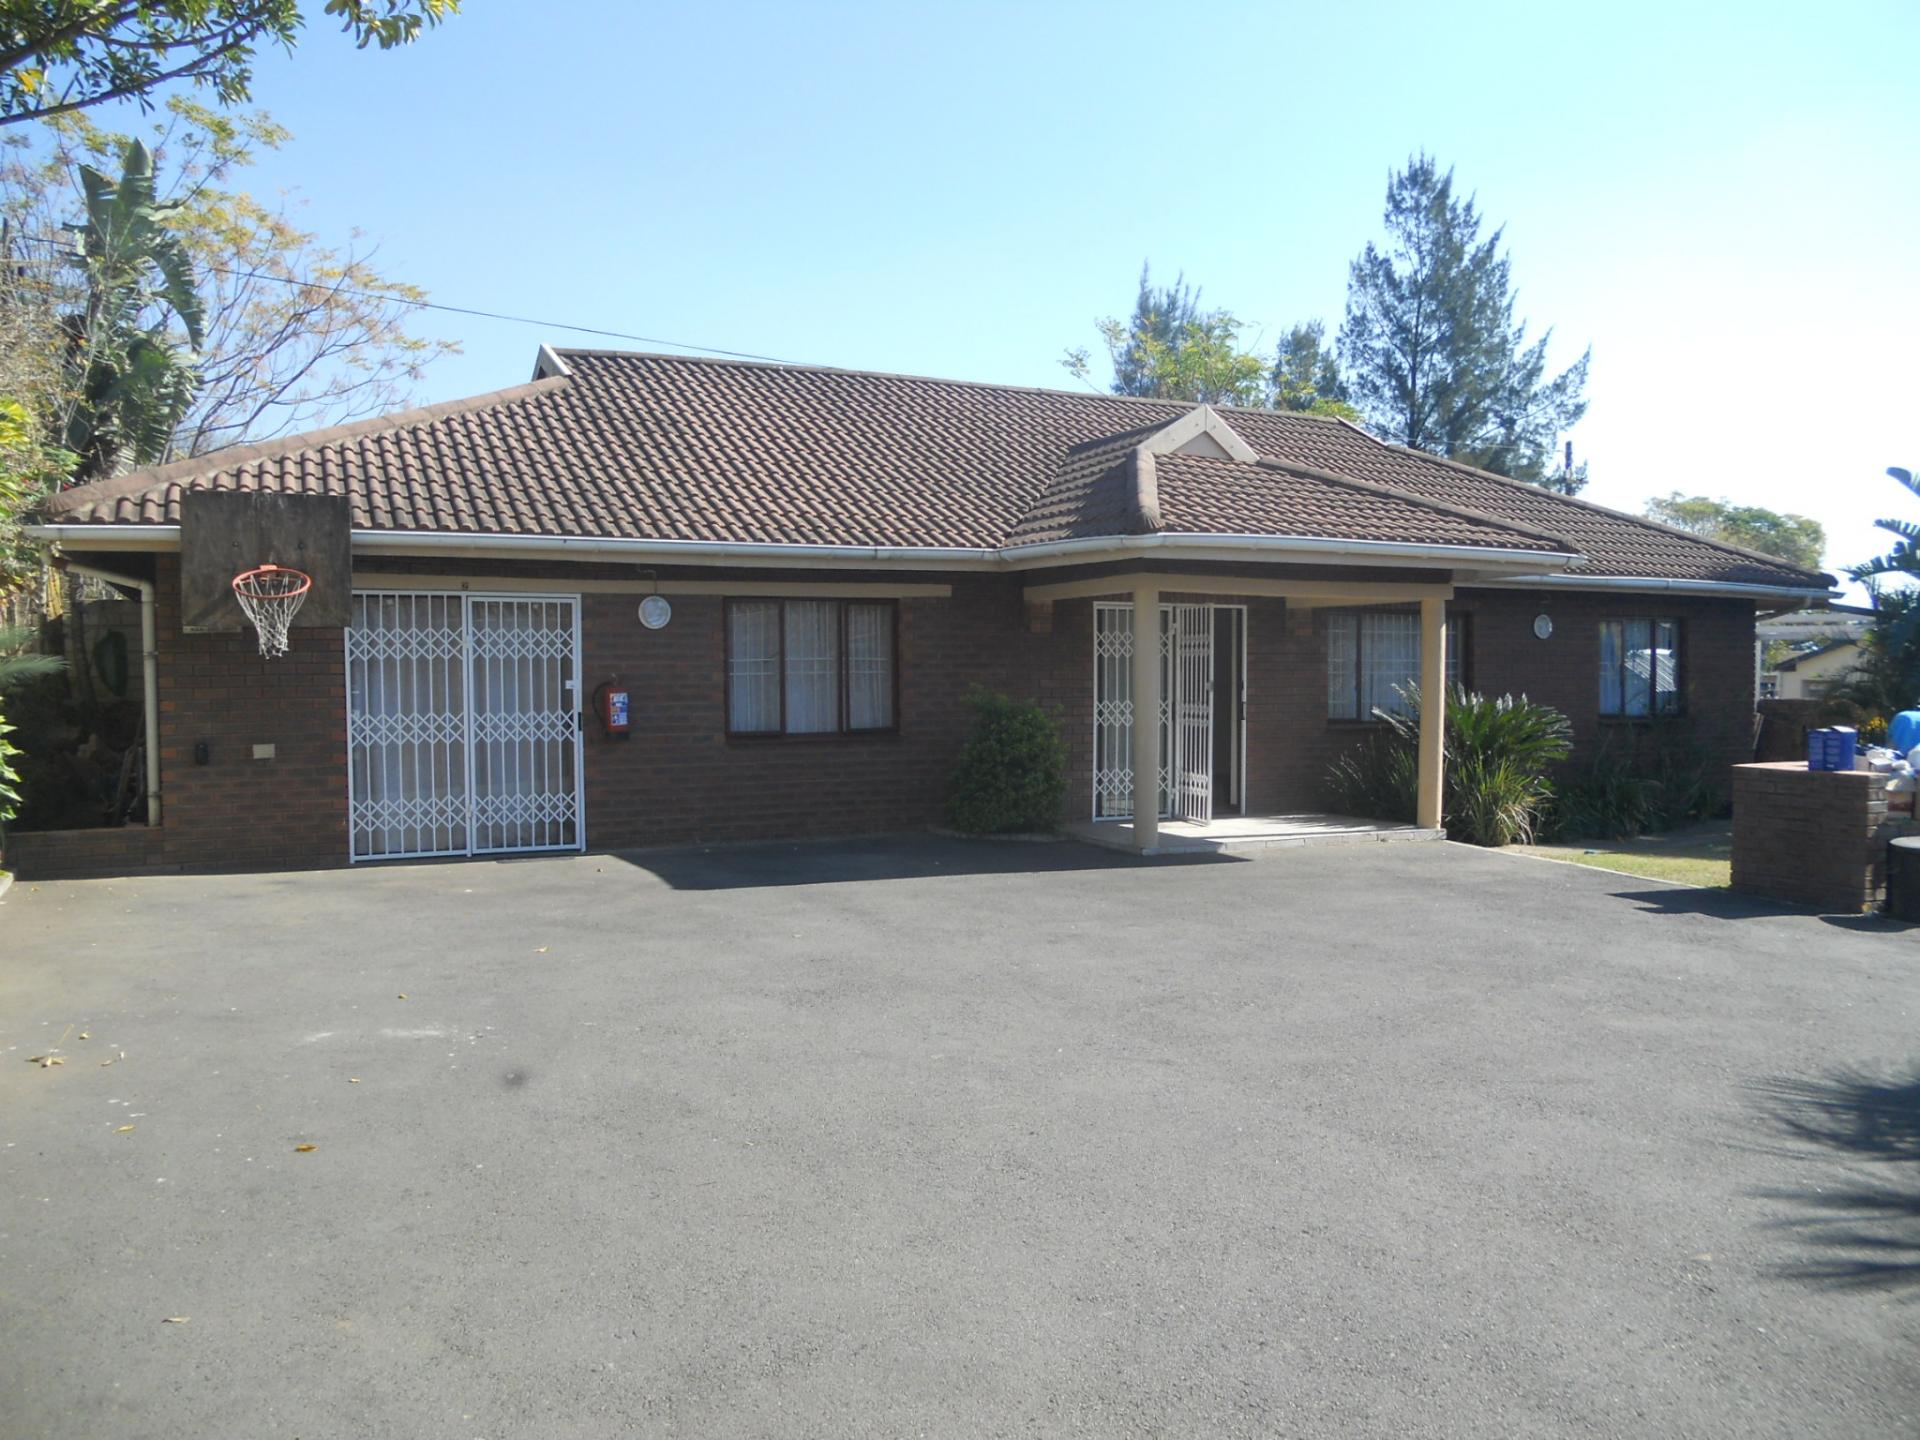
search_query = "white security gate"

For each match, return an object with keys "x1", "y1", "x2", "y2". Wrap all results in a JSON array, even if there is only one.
[
  {"x1": 1173, "y1": 603, "x2": 1214, "y2": 825},
  {"x1": 1092, "y1": 603, "x2": 1215, "y2": 824},
  {"x1": 346, "y1": 592, "x2": 582, "y2": 861}
]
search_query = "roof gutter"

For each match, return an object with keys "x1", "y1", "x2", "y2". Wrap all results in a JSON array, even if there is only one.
[
  {"x1": 373, "y1": 527, "x2": 1581, "y2": 572},
  {"x1": 349, "y1": 530, "x2": 1005, "y2": 568},
  {"x1": 22, "y1": 523, "x2": 1831, "y2": 600},
  {"x1": 997, "y1": 531, "x2": 1582, "y2": 572},
  {"x1": 1475, "y1": 573, "x2": 1839, "y2": 604},
  {"x1": 27, "y1": 523, "x2": 182, "y2": 551}
]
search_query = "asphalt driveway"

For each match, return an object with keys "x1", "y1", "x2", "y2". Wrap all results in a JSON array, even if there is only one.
[{"x1": 2, "y1": 838, "x2": 1916, "y2": 1438}]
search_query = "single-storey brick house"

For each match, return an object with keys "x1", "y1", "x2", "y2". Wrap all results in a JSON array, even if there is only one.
[{"x1": 23, "y1": 347, "x2": 1833, "y2": 873}]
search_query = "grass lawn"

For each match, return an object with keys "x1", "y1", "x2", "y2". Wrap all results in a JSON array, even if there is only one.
[{"x1": 1518, "y1": 818, "x2": 1733, "y2": 887}]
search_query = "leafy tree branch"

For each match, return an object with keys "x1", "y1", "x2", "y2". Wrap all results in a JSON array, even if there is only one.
[{"x1": 0, "y1": 1, "x2": 458, "y2": 127}]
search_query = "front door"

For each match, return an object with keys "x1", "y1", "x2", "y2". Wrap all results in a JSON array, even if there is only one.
[
  {"x1": 346, "y1": 592, "x2": 583, "y2": 861},
  {"x1": 1093, "y1": 602, "x2": 1224, "y2": 825}
]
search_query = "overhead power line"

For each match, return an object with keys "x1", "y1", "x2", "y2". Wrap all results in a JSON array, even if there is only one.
[{"x1": 4, "y1": 232, "x2": 796, "y2": 364}]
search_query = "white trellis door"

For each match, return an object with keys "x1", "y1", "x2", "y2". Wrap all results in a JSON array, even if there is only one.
[
  {"x1": 346, "y1": 592, "x2": 582, "y2": 861},
  {"x1": 1093, "y1": 602, "x2": 1214, "y2": 825},
  {"x1": 468, "y1": 597, "x2": 581, "y2": 854},
  {"x1": 1173, "y1": 603, "x2": 1214, "y2": 825},
  {"x1": 347, "y1": 592, "x2": 469, "y2": 860}
]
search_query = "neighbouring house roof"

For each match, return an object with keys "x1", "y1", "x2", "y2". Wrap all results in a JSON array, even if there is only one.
[
  {"x1": 39, "y1": 348, "x2": 1833, "y2": 592},
  {"x1": 1775, "y1": 637, "x2": 1861, "y2": 672}
]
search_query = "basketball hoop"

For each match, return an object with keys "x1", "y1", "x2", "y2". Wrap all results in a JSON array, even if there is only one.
[{"x1": 232, "y1": 564, "x2": 311, "y2": 658}]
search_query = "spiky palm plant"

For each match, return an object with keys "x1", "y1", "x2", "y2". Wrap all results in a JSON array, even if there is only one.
[
  {"x1": 58, "y1": 140, "x2": 204, "y2": 484},
  {"x1": 1325, "y1": 683, "x2": 1573, "y2": 846},
  {"x1": 1855, "y1": 467, "x2": 1920, "y2": 582},
  {"x1": 1835, "y1": 467, "x2": 1920, "y2": 718}
]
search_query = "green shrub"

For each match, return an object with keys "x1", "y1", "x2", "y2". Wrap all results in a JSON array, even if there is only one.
[
  {"x1": 1326, "y1": 729, "x2": 1419, "y2": 825},
  {"x1": 1547, "y1": 743, "x2": 1653, "y2": 840},
  {"x1": 1325, "y1": 684, "x2": 1572, "y2": 846},
  {"x1": 0, "y1": 706, "x2": 20, "y2": 835},
  {"x1": 946, "y1": 688, "x2": 1068, "y2": 835},
  {"x1": 1544, "y1": 732, "x2": 1722, "y2": 841}
]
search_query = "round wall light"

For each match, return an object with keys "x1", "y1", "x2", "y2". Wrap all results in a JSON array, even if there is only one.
[
  {"x1": 1533, "y1": 613, "x2": 1554, "y2": 640},
  {"x1": 638, "y1": 595, "x2": 673, "y2": 630}
]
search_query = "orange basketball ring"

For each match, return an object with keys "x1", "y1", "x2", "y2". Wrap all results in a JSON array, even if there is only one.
[{"x1": 231, "y1": 563, "x2": 312, "y2": 658}]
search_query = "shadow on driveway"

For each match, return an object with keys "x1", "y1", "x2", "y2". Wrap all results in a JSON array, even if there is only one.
[
  {"x1": 605, "y1": 831, "x2": 1244, "y2": 890},
  {"x1": 1611, "y1": 884, "x2": 1920, "y2": 932},
  {"x1": 1750, "y1": 1062, "x2": 1920, "y2": 1295}
]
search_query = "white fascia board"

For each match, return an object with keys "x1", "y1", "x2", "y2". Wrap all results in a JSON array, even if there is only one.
[
  {"x1": 348, "y1": 529, "x2": 1003, "y2": 569},
  {"x1": 1474, "y1": 572, "x2": 1839, "y2": 604},
  {"x1": 27, "y1": 522, "x2": 1579, "y2": 575},
  {"x1": 997, "y1": 531, "x2": 1582, "y2": 572},
  {"x1": 25, "y1": 523, "x2": 181, "y2": 550}
]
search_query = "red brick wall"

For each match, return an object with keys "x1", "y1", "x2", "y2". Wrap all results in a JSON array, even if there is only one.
[
  {"x1": 150, "y1": 554, "x2": 349, "y2": 870},
  {"x1": 11, "y1": 563, "x2": 1765, "y2": 876},
  {"x1": 1451, "y1": 588, "x2": 1757, "y2": 785},
  {"x1": 1731, "y1": 762, "x2": 1917, "y2": 912},
  {"x1": 579, "y1": 577, "x2": 1035, "y2": 848},
  {"x1": 5, "y1": 824, "x2": 165, "y2": 878}
]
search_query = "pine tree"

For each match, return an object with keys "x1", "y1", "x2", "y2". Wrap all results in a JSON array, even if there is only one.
[
  {"x1": 1106, "y1": 264, "x2": 1201, "y2": 398},
  {"x1": 1339, "y1": 154, "x2": 1590, "y2": 491},
  {"x1": 1062, "y1": 264, "x2": 1268, "y2": 405},
  {"x1": 1270, "y1": 321, "x2": 1355, "y2": 419}
]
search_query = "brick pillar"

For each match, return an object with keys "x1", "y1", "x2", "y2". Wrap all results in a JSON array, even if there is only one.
[{"x1": 1731, "y1": 762, "x2": 1908, "y2": 913}]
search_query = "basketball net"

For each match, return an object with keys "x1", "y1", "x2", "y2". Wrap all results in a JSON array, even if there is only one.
[{"x1": 232, "y1": 564, "x2": 312, "y2": 658}]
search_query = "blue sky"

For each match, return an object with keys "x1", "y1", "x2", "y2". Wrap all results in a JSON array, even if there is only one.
[{"x1": 93, "y1": 0, "x2": 1920, "y2": 587}]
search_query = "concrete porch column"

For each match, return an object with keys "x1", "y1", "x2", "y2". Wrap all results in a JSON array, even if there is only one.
[
  {"x1": 1131, "y1": 584, "x2": 1160, "y2": 852},
  {"x1": 1417, "y1": 596, "x2": 1447, "y2": 832}
]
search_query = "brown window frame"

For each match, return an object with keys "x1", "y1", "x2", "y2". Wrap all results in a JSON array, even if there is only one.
[
  {"x1": 1326, "y1": 607, "x2": 1470, "y2": 724},
  {"x1": 1598, "y1": 616, "x2": 1685, "y2": 720},
  {"x1": 723, "y1": 598, "x2": 900, "y2": 739}
]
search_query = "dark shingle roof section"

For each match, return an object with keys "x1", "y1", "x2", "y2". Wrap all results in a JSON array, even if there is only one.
[
  {"x1": 1151, "y1": 455, "x2": 1567, "y2": 552},
  {"x1": 45, "y1": 349, "x2": 1831, "y2": 590},
  {"x1": 1214, "y1": 411, "x2": 1829, "y2": 589},
  {"x1": 1004, "y1": 424, "x2": 1165, "y2": 545}
]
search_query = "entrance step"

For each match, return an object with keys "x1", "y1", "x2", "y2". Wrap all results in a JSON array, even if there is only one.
[{"x1": 1065, "y1": 813, "x2": 1444, "y2": 856}]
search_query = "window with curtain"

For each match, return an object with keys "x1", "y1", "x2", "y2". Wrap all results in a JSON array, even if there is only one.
[
  {"x1": 1326, "y1": 610, "x2": 1462, "y2": 720},
  {"x1": 725, "y1": 599, "x2": 897, "y2": 736},
  {"x1": 1599, "y1": 618, "x2": 1681, "y2": 717}
]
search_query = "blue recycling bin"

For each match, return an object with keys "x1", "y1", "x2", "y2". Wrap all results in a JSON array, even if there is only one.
[
  {"x1": 1828, "y1": 726, "x2": 1858, "y2": 771},
  {"x1": 1808, "y1": 728, "x2": 1832, "y2": 770}
]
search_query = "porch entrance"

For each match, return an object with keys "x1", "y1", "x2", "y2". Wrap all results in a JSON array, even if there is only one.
[
  {"x1": 345, "y1": 591, "x2": 584, "y2": 861},
  {"x1": 1092, "y1": 602, "x2": 1244, "y2": 826}
]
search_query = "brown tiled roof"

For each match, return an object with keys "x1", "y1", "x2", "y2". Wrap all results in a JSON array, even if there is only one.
[
  {"x1": 1151, "y1": 455, "x2": 1567, "y2": 552},
  {"x1": 1005, "y1": 424, "x2": 1164, "y2": 545},
  {"x1": 1215, "y1": 411, "x2": 1829, "y2": 589},
  {"x1": 43, "y1": 349, "x2": 1831, "y2": 590}
]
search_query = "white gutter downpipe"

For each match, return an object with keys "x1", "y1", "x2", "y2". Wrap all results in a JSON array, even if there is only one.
[{"x1": 62, "y1": 560, "x2": 161, "y2": 828}]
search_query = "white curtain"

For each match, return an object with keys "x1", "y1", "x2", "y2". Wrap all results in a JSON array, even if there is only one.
[
  {"x1": 846, "y1": 603, "x2": 893, "y2": 730},
  {"x1": 1445, "y1": 614, "x2": 1465, "y2": 691},
  {"x1": 1622, "y1": 618, "x2": 1654, "y2": 717},
  {"x1": 1599, "y1": 620, "x2": 1626, "y2": 715},
  {"x1": 1361, "y1": 612, "x2": 1420, "y2": 718},
  {"x1": 784, "y1": 601, "x2": 840, "y2": 733},
  {"x1": 728, "y1": 602, "x2": 781, "y2": 732},
  {"x1": 1326, "y1": 612, "x2": 1358, "y2": 719},
  {"x1": 1653, "y1": 619, "x2": 1680, "y2": 712}
]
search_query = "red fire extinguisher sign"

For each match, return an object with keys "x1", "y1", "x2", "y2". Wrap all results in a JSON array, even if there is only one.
[{"x1": 594, "y1": 682, "x2": 631, "y2": 736}]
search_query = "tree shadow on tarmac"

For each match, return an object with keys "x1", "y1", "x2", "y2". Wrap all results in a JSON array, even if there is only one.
[{"x1": 1749, "y1": 1063, "x2": 1920, "y2": 1296}]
